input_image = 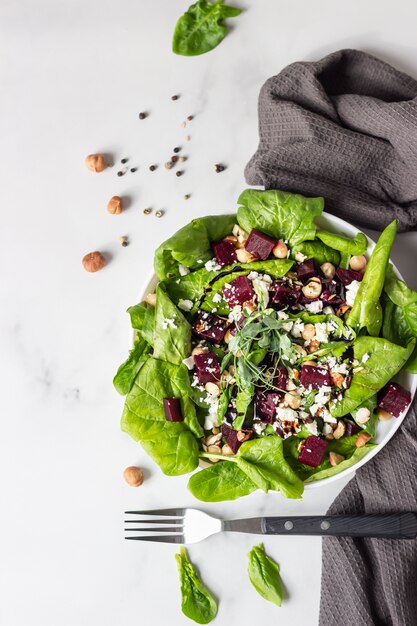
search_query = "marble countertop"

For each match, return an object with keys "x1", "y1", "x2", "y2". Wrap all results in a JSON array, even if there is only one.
[{"x1": 2, "y1": 1, "x2": 417, "y2": 624}]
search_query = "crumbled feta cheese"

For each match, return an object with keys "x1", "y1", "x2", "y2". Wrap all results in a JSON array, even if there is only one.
[
  {"x1": 345, "y1": 280, "x2": 361, "y2": 306},
  {"x1": 278, "y1": 310, "x2": 289, "y2": 320},
  {"x1": 178, "y1": 264, "x2": 190, "y2": 276},
  {"x1": 254, "y1": 422, "x2": 267, "y2": 435},
  {"x1": 205, "y1": 258, "x2": 221, "y2": 272},
  {"x1": 362, "y1": 353, "x2": 370, "y2": 363},
  {"x1": 247, "y1": 271, "x2": 259, "y2": 280},
  {"x1": 228, "y1": 305, "x2": 242, "y2": 322},
  {"x1": 332, "y1": 362, "x2": 349, "y2": 375},
  {"x1": 323, "y1": 306, "x2": 334, "y2": 315},
  {"x1": 295, "y1": 252, "x2": 307, "y2": 262},
  {"x1": 182, "y1": 356, "x2": 195, "y2": 370},
  {"x1": 253, "y1": 276, "x2": 270, "y2": 307},
  {"x1": 323, "y1": 423, "x2": 333, "y2": 436},
  {"x1": 305, "y1": 300, "x2": 323, "y2": 313},
  {"x1": 161, "y1": 316, "x2": 177, "y2": 329},
  {"x1": 203, "y1": 394, "x2": 219, "y2": 430},
  {"x1": 305, "y1": 420, "x2": 318, "y2": 435},
  {"x1": 282, "y1": 321, "x2": 294, "y2": 332},
  {"x1": 291, "y1": 319, "x2": 305, "y2": 338},
  {"x1": 315, "y1": 322, "x2": 330, "y2": 343},
  {"x1": 197, "y1": 259, "x2": 203, "y2": 264},
  {"x1": 276, "y1": 407, "x2": 299, "y2": 422},
  {"x1": 178, "y1": 299, "x2": 193, "y2": 312},
  {"x1": 262, "y1": 273, "x2": 272, "y2": 284},
  {"x1": 212, "y1": 293, "x2": 222, "y2": 304},
  {"x1": 322, "y1": 410, "x2": 337, "y2": 424}
]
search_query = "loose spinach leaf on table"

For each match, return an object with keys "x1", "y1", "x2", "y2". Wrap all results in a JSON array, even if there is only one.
[
  {"x1": 173, "y1": 0, "x2": 241, "y2": 57},
  {"x1": 292, "y1": 240, "x2": 340, "y2": 266},
  {"x1": 346, "y1": 220, "x2": 397, "y2": 335},
  {"x1": 121, "y1": 358, "x2": 202, "y2": 475},
  {"x1": 127, "y1": 301, "x2": 155, "y2": 346},
  {"x1": 316, "y1": 230, "x2": 368, "y2": 255},
  {"x1": 175, "y1": 547, "x2": 218, "y2": 624},
  {"x1": 247, "y1": 543, "x2": 283, "y2": 607},
  {"x1": 188, "y1": 460, "x2": 258, "y2": 501},
  {"x1": 330, "y1": 336, "x2": 415, "y2": 417},
  {"x1": 237, "y1": 189, "x2": 324, "y2": 246},
  {"x1": 113, "y1": 335, "x2": 149, "y2": 395},
  {"x1": 153, "y1": 284, "x2": 191, "y2": 365},
  {"x1": 154, "y1": 214, "x2": 235, "y2": 280}
]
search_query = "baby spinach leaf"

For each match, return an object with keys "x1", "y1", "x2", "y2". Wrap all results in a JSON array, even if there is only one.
[
  {"x1": 381, "y1": 296, "x2": 414, "y2": 348},
  {"x1": 237, "y1": 189, "x2": 324, "y2": 246},
  {"x1": 247, "y1": 543, "x2": 283, "y2": 607},
  {"x1": 127, "y1": 301, "x2": 155, "y2": 346},
  {"x1": 330, "y1": 336, "x2": 414, "y2": 417},
  {"x1": 154, "y1": 214, "x2": 235, "y2": 280},
  {"x1": 352, "y1": 394, "x2": 378, "y2": 437},
  {"x1": 113, "y1": 336, "x2": 149, "y2": 395},
  {"x1": 188, "y1": 460, "x2": 258, "y2": 501},
  {"x1": 121, "y1": 358, "x2": 201, "y2": 475},
  {"x1": 304, "y1": 445, "x2": 374, "y2": 482},
  {"x1": 346, "y1": 220, "x2": 398, "y2": 335},
  {"x1": 383, "y1": 267, "x2": 417, "y2": 373},
  {"x1": 153, "y1": 284, "x2": 191, "y2": 365},
  {"x1": 172, "y1": 0, "x2": 242, "y2": 57},
  {"x1": 316, "y1": 230, "x2": 367, "y2": 255},
  {"x1": 292, "y1": 240, "x2": 340, "y2": 266},
  {"x1": 175, "y1": 547, "x2": 218, "y2": 624}
]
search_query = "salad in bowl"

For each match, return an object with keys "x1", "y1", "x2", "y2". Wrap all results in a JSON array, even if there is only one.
[{"x1": 114, "y1": 189, "x2": 417, "y2": 501}]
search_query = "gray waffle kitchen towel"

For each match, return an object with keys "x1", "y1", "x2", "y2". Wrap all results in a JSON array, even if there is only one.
[
  {"x1": 319, "y1": 400, "x2": 417, "y2": 626},
  {"x1": 245, "y1": 49, "x2": 417, "y2": 231}
]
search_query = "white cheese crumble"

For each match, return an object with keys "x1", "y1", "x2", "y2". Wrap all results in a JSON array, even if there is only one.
[
  {"x1": 305, "y1": 420, "x2": 318, "y2": 436},
  {"x1": 178, "y1": 299, "x2": 193, "y2": 312},
  {"x1": 295, "y1": 252, "x2": 307, "y2": 262},
  {"x1": 282, "y1": 321, "x2": 294, "y2": 332},
  {"x1": 291, "y1": 319, "x2": 305, "y2": 338},
  {"x1": 315, "y1": 322, "x2": 330, "y2": 343},
  {"x1": 203, "y1": 394, "x2": 219, "y2": 430},
  {"x1": 178, "y1": 264, "x2": 190, "y2": 276},
  {"x1": 252, "y1": 276, "x2": 270, "y2": 307},
  {"x1": 247, "y1": 271, "x2": 259, "y2": 280},
  {"x1": 362, "y1": 353, "x2": 370, "y2": 363},
  {"x1": 182, "y1": 356, "x2": 195, "y2": 370},
  {"x1": 276, "y1": 407, "x2": 299, "y2": 422},
  {"x1": 254, "y1": 422, "x2": 267, "y2": 435},
  {"x1": 212, "y1": 293, "x2": 222, "y2": 304},
  {"x1": 305, "y1": 300, "x2": 324, "y2": 313},
  {"x1": 205, "y1": 258, "x2": 221, "y2": 272},
  {"x1": 228, "y1": 305, "x2": 242, "y2": 322},
  {"x1": 278, "y1": 310, "x2": 289, "y2": 320},
  {"x1": 345, "y1": 280, "x2": 361, "y2": 306},
  {"x1": 161, "y1": 316, "x2": 177, "y2": 329}
]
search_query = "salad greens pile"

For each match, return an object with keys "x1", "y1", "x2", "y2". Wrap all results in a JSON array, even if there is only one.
[{"x1": 115, "y1": 188, "x2": 415, "y2": 502}]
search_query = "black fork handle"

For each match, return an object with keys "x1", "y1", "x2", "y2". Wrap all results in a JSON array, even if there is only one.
[{"x1": 262, "y1": 513, "x2": 417, "y2": 539}]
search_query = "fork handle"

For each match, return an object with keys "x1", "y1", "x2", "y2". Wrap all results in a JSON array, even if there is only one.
[{"x1": 223, "y1": 513, "x2": 417, "y2": 539}]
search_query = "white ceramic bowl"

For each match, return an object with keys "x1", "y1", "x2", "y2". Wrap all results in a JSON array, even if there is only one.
[{"x1": 141, "y1": 212, "x2": 416, "y2": 488}]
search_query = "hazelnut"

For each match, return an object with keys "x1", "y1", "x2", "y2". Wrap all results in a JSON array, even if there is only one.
[
  {"x1": 242, "y1": 300, "x2": 256, "y2": 314},
  {"x1": 222, "y1": 444, "x2": 234, "y2": 456},
  {"x1": 272, "y1": 240, "x2": 288, "y2": 259},
  {"x1": 292, "y1": 368, "x2": 300, "y2": 379},
  {"x1": 85, "y1": 153, "x2": 108, "y2": 172},
  {"x1": 302, "y1": 324, "x2": 316, "y2": 341},
  {"x1": 284, "y1": 392, "x2": 301, "y2": 409},
  {"x1": 333, "y1": 421, "x2": 346, "y2": 440},
  {"x1": 286, "y1": 379, "x2": 297, "y2": 391},
  {"x1": 107, "y1": 195, "x2": 123, "y2": 215},
  {"x1": 378, "y1": 408, "x2": 392, "y2": 421},
  {"x1": 355, "y1": 407, "x2": 371, "y2": 424},
  {"x1": 320, "y1": 262, "x2": 336, "y2": 279},
  {"x1": 350, "y1": 255, "x2": 367, "y2": 271},
  {"x1": 236, "y1": 248, "x2": 256, "y2": 264},
  {"x1": 302, "y1": 360, "x2": 316, "y2": 367},
  {"x1": 232, "y1": 224, "x2": 249, "y2": 245},
  {"x1": 302, "y1": 278, "x2": 322, "y2": 299},
  {"x1": 294, "y1": 344, "x2": 307, "y2": 357},
  {"x1": 192, "y1": 345, "x2": 208, "y2": 356},
  {"x1": 330, "y1": 371, "x2": 344, "y2": 388},
  {"x1": 82, "y1": 251, "x2": 106, "y2": 273},
  {"x1": 224, "y1": 235, "x2": 239, "y2": 246},
  {"x1": 205, "y1": 382, "x2": 221, "y2": 397},
  {"x1": 336, "y1": 304, "x2": 350, "y2": 317},
  {"x1": 206, "y1": 445, "x2": 222, "y2": 462},
  {"x1": 236, "y1": 430, "x2": 251, "y2": 443},
  {"x1": 329, "y1": 452, "x2": 345, "y2": 466},
  {"x1": 145, "y1": 293, "x2": 157, "y2": 307},
  {"x1": 205, "y1": 433, "x2": 222, "y2": 446},
  {"x1": 356, "y1": 432, "x2": 372, "y2": 447},
  {"x1": 308, "y1": 339, "x2": 321, "y2": 353},
  {"x1": 224, "y1": 329, "x2": 234, "y2": 344},
  {"x1": 123, "y1": 466, "x2": 144, "y2": 487}
]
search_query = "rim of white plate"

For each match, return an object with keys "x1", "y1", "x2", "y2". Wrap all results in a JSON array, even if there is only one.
[{"x1": 139, "y1": 211, "x2": 416, "y2": 489}]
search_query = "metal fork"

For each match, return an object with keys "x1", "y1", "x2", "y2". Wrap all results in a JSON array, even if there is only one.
[{"x1": 125, "y1": 508, "x2": 417, "y2": 544}]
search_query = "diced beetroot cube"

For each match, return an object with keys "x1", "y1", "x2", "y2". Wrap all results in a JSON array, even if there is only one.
[
  {"x1": 300, "y1": 364, "x2": 331, "y2": 389},
  {"x1": 255, "y1": 390, "x2": 281, "y2": 423},
  {"x1": 321, "y1": 279, "x2": 345, "y2": 307},
  {"x1": 298, "y1": 436, "x2": 328, "y2": 467},
  {"x1": 193, "y1": 311, "x2": 228, "y2": 344},
  {"x1": 297, "y1": 259, "x2": 316, "y2": 281},
  {"x1": 212, "y1": 239, "x2": 237, "y2": 267},
  {"x1": 163, "y1": 398, "x2": 184, "y2": 422},
  {"x1": 222, "y1": 275, "x2": 254, "y2": 307},
  {"x1": 271, "y1": 282, "x2": 300, "y2": 308},
  {"x1": 193, "y1": 352, "x2": 221, "y2": 384},
  {"x1": 221, "y1": 424, "x2": 253, "y2": 454},
  {"x1": 344, "y1": 419, "x2": 360, "y2": 437},
  {"x1": 245, "y1": 229, "x2": 276, "y2": 260},
  {"x1": 335, "y1": 269, "x2": 363, "y2": 286},
  {"x1": 377, "y1": 382, "x2": 412, "y2": 417},
  {"x1": 273, "y1": 365, "x2": 288, "y2": 390}
]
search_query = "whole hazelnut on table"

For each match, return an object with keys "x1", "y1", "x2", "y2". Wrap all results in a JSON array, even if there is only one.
[
  {"x1": 85, "y1": 153, "x2": 108, "y2": 172},
  {"x1": 123, "y1": 466, "x2": 144, "y2": 487},
  {"x1": 107, "y1": 196, "x2": 123, "y2": 215},
  {"x1": 82, "y1": 251, "x2": 106, "y2": 272}
]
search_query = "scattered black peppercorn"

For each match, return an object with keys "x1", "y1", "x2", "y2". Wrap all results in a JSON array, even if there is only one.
[
  {"x1": 184, "y1": 194, "x2": 190, "y2": 200},
  {"x1": 187, "y1": 115, "x2": 194, "y2": 121},
  {"x1": 117, "y1": 170, "x2": 124, "y2": 177},
  {"x1": 121, "y1": 158, "x2": 128, "y2": 164},
  {"x1": 122, "y1": 240, "x2": 129, "y2": 247},
  {"x1": 171, "y1": 94, "x2": 179, "y2": 101},
  {"x1": 149, "y1": 165, "x2": 157, "y2": 171},
  {"x1": 139, "y1": 112, "x2": 147, "y2": 120},
  {"x1": 173, "y1": 147, "x2": 181, "y2": 153},
  {"x1": 214, "y1": 163, "x2": 226, "y2": 173},
  {"x1": 130, "y1": 167, "x2": 137, "y2": 173},
  {"x1": 176, "y1": 170, "x2": 183, "y2": 177},
  {"x1": 171, "y1": 155, "x2": 179, "y2": 163}
]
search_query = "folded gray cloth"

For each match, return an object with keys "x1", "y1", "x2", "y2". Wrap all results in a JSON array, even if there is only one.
[
  {"x1": 319, "y1": 400, "x2": 417, "y2": 626},
  {"x1": 245, "y1": 49, "x2": 417, "y2": 231}
]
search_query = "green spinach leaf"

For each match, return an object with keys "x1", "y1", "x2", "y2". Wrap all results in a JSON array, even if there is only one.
[
  {"x1": 153, "y1": 284, "x2": 191, "y2": 365},
  {"x1": 292, "y1": 240, "x2": 340, "y2": 266},
  {"x1": 175, "y1": 547, "x2": 217, "y2": 624},
  {"x1": 188, "y1": 460, "x2": 258, "y2": 501},
  {"x1": 237, "y1": 189, "x2": 324, "y2": 246},
  {"x1": 113, "y1": 336, "x2": 149, "y2": 395},
  {"x1": 316, "y1": 230, "x2": 367, "y2": 255},
  {"x1": 247, "y1": 543, "x2": 283, "y2": 607},
  {"x1": 173, "y1": 0, "x2": 241, "y2": 57},
  {"x1": 127, "y1": 301, "x2": 155, "y2": 346}
]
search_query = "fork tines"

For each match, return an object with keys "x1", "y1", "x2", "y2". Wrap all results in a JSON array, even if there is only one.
[{"x1": 124, "y1": 508, "x2": 185, "y2": 544}]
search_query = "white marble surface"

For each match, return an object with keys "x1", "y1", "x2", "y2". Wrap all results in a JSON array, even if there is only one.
[{"x1": 2, "y1": 1, "x2": 417, "y2": 624}]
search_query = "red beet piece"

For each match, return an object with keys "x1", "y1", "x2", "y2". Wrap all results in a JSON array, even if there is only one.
[
  {"x1": 344, "y1": 419, "x2": 360, "y2": 437},
  {"x1": 377, "y1": 382, "x2": 411, "y2": 417},
  {"x1": 163, "y1": 398, "x2": 184, "y2": 422},
  {"x1": 271, "y1": 282, "x2": 300, "y2": 308},
  {"x1": 255, "y1": 390, "x2": 281, "y2": 423},
  {"x1": 273, "y1": 365, "x2": 288, "y2": 390},
  {"x1": 297, "y1": 259, "x2": 316, "y2": 281},
  {"x1": 245, "y1": 229, "x2": 276, "y2": 260},
  {"x1": 321, "y1": 279, "x2": 345, "y2": 306},
  {"x1": 298, "y1": 436, "x2": 328, "y2": 467},
  {"x1": 193, "y1": 311, "x2": 228, "y2": 344},
  {"x1": 212, "y1": 239, "x2": 237, "y2": 267},
  {"x1": 300, "y1": 364, "x2": 331, "y2": 389},
  {"x1": 193, "y1": 352, "x2": 221, "y2": 384},
  {"x1": 222, "y1": 275, "x2": 254, "y2": 307},
  {"x1": 221, "y1": 424, "x2": 253, "y2": 454},
  {"x1": 335, "y1": 269, "x2": 363, "y2": 286}
]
